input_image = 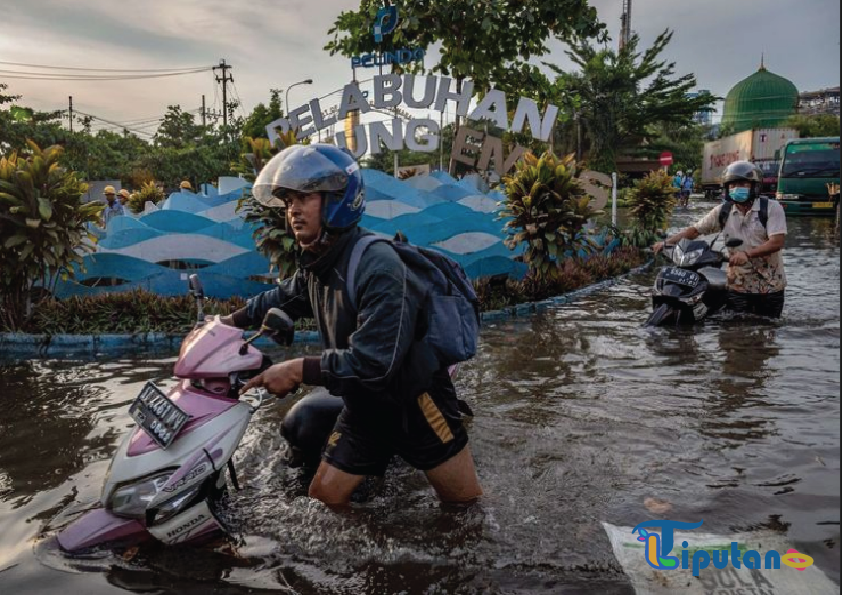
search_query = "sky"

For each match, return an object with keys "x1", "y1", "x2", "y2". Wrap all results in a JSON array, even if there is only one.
[{"x1": 1, "y1": 0, "x2": 839, "y2": 139}]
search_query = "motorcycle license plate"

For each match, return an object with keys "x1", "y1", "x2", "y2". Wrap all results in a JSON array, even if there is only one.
[
  {"x1": 662, "y1": 267, "x2": 700, "y2": 287},
  {"x1": 129, "y1": 382, "x2": 190, "y2": 449}
]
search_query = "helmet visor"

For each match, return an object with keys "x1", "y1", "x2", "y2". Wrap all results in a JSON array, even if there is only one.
[{"x1": 253, "y1": 145, "x2": 349, "y2": 207}]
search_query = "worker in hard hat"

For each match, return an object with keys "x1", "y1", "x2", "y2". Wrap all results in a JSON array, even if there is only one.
[
  {"x1": 102, "y1": 185, "x2": 124, "y2": 227},
  {"x1": 119, "y1": 189, "x2": 131, "y2": 206},
  {"x1": 180, "y1": 180, "x2": 193, "y2": 192}
]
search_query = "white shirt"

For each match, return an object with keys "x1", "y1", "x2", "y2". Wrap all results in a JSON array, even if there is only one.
[{"x1": 693, "y1": 200, "x2": 787, "y2": 294}]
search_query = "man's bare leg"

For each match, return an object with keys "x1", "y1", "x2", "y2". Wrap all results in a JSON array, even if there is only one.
[
  {"x1": 424, "y1": 445, "x2": 483, "y2": 503},
  {"x1": 309, "y1": 461, "x2": 366, "y2": 510}
]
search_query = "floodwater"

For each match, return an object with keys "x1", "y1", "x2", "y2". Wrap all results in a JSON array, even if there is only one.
[{"x1": 0, "y1": 202, "x2": 838, "y2": 594}]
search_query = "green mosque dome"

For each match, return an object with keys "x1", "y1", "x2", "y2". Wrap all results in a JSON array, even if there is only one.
[{"x1": 721, "y1": 61, "x2": 799, "y2": 133}]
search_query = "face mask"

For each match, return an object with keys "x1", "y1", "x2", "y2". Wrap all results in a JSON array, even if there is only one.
[{"x1": 730, "y1": 187, "x2": 750, "y2": 203}]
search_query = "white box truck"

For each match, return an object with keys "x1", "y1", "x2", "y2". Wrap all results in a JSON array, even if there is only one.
[{"x1": 702, "y1": 128, "x2": 799, "y2": 198}]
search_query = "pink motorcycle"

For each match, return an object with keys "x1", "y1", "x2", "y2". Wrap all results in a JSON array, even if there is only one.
[{"x1": 57, "y1": 275, "x2": 334, "y2": 554}]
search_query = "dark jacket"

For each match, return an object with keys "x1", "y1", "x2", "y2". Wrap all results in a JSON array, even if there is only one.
[{"x1": 235, "y1": 227, "x2": 457, "y2": 415}]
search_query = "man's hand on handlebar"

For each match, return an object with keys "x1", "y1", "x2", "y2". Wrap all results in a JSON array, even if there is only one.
[
  {"x1": 653, "y1": 241, "x2": 667, "y2": 254},
  {"x1": 240, "y1": 358, "x2": 304, "y2": 397}
]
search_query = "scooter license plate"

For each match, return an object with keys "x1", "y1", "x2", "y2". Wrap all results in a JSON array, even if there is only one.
[
  {"x1": 662, "y1": 267, "x2": 700, "y2": 287},
  {"x1": 129, "y1": 382, "x2": 190, "y2": 449}
]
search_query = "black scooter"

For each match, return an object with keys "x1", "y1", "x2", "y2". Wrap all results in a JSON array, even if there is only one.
[{"x1": 645, "y1": 237, "x2": 744, "y2": 326}]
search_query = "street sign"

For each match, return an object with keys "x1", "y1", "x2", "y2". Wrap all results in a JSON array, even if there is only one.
[{"x1": 660, "y1": 152, "x2": 674, "y2": 166}]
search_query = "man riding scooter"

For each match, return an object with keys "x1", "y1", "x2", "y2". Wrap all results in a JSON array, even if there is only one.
[
  {"x1": 221, "y1": 144, "x2": 483, "y2": 509},
  {"x1": 654, "y1": 161, "x2": 788, "y2": 319}
]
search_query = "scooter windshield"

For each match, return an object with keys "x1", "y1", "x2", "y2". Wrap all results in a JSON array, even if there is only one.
[
  {"x1": 672, "y1": 239, "x2": 708, "y2": 267},
  {"x1": 174, "y1": 318, "x2": 264, "y2": 378}
]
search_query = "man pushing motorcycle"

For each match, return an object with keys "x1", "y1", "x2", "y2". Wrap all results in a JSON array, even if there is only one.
[
  {"x1": 221, "y1": 144, "x2": 483, "y2": 508},
  {"x1": 653, "y1": 160, "x2": 788, "y2": 319}
]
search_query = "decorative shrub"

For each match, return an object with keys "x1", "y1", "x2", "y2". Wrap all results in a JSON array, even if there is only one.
[
  {"x1": 0, "y1": 141, "x2": 102, "y2": 330},
  {"x1": 127, "y1": 181, "x2": 164, "y2": 214},
  {"x1": 499, "y1": 151, "x2": 603, "y2": 284},
  {"x1": 623, "y1": 170, "x2": 678, "y2": 247}
]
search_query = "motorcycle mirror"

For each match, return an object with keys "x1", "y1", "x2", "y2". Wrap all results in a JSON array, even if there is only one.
[
  {"x1": 264, "y1": 308, "x2": 294, "y2": 334},
  {"x1": 188, "y1": 274, "x2": 204, "y2": 297},
  {"x1": 726, "y1": 238, "x2": 744, "y2": 248}
]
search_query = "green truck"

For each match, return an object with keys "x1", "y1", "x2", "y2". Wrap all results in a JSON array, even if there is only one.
[{"x1": 776, "y1": 137, "x2": 841, "y2": 216}]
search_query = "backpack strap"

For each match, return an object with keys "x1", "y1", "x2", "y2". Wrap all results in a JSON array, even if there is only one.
[
  {"x1": 718, "y1": 198, "x2": 768, "y2": 232},
  {"x1": 718, "y1": 202, "x2": 732, "y2": 231},
  {"x1": 759, "y1": 197, "x2": 769, "y2": 229},
  {"x1": 346, "y1": 234, "x2": 388, "y2": 312}
]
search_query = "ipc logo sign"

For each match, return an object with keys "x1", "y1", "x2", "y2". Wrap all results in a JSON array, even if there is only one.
[{"x1": 373, "y1": 6, "x2": 398, "y2": 42}]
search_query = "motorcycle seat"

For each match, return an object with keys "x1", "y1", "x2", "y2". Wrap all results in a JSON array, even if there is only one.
[{"x1": 699, "y1": 266, "x2": 728, "y2": 289}]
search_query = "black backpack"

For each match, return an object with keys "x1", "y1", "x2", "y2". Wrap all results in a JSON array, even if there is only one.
[
  {"x1": 346, "y1": 235, "x2": 481, "y2": 368},
  {"x1": 718, "y1": 197, "x2": 769, "y2": 231}
]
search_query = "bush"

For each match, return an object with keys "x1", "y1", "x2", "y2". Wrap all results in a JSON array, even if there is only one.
[
  {"x1": 627, "y1": 170, "x2": 678, "y2": 232},
  {"x1": 236, "y1": 195, "x2": 298, "y2": 280},
  {"x1": 20, "y1": 291, "x2": 245, "y2": 334},
  {"x1": 128, "y1": 181, "x2": 165, "y2": 214},
  {"x1": 13, "y1": 249, "x2": 647, "y2": 335},
  {"x1": 621, "y1": 170, "x2": 679, "y2": 248},
  {"x1": 0, "y1": 141, "x2": 102, "y2": 330},
  {"x1": 473, "y1": 247, "x2": 646, "y2": 310},
  {"x1": 499, "y1": 151, "x2": 604, "y2": 284}
]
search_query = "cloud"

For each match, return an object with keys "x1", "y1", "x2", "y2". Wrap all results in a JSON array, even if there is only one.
[{"x1": 1, "y1": 0, "x2": 838, "y2": 129}]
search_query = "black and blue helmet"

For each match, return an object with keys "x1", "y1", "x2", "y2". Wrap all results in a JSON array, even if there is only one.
[{"x1": 253, "y1": 143, "x2": 366, "y2": 231}]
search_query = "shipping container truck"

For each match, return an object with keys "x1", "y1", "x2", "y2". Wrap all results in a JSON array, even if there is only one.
[{"x1": 702, "y1": 128, "x2": 799, "y2": 199}]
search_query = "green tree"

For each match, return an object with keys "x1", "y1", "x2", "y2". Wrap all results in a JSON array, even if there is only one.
[
  {"x1": 326, "y1": 0, "x2": 605, "y2": 94},
  {"x1": 547, "y1": 30, "x2": 716, "y2": 173},
  {"x1": 783, "y1": 113, "x2": 841, "y2": 138},
  {"x1": 62, "y1": 130, "x2": 149, "y2": 183},
  {"x1": 154, "y1": 105, "x2": 206, "y2": 149},
  {"x1": 648, "y1": 121, "x2": 709, "y2": 178},
  {"x1": 1, "y1": 85, "x2": 69, "y2": 154},
  {"x1": 242, "y1": 90, "x2": 284, "y2": 139}
]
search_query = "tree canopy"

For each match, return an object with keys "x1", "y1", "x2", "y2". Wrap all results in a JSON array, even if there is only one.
[{"x1": 546, "y1": 30, "x2": 716, "y2": 173}]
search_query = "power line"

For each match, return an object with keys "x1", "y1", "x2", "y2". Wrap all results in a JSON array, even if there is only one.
[
  {"x1": 0, "y1": 60, "x2": 214, "y2": 73},
  {"x1": 0, "y1": 68, "x2": 212, "y2": 81},
  {"x1": 74, "y1": 110, "x2": 156, "y2": 138},
  {"x1": 231, "y1": 78, "x2": 247, "y2": 119}
]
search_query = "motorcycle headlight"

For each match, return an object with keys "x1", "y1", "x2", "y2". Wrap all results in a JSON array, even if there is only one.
[
  {"x1": 109, "y1": 471, "x2": 173, "y2": 519},
  {"x1": 154, "y1": 483, "x2": 205, "y2": 523},
  {"x1": 677, "y1": 249, "x2": 703, "y2": 267}
]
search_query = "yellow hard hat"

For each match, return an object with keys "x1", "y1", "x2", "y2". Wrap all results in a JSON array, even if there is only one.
[
  {"x1": 180, "y1": 180, "x2": 192, "y2": 190},
  {"x1": 103, "y1": 185, "x2": 116, "y2": 195},
  {"x1": 119, "y1": 189, "x2": 131, "y2": 199}
]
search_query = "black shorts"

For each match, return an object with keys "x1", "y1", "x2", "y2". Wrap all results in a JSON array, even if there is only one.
[
  {"x1": 728, "y1": 290, "x2": 785, "y2": 319},
  {"x1": 323, "y1": 391, "x2": 469, "y2": 477}
]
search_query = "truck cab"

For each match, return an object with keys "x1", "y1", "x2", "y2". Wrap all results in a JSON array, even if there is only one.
[{"x1": 776, "y1": 137, "x2": 841, "y2": 216}]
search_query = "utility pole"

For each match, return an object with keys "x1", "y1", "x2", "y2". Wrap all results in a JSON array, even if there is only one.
[
  {"x1": 213, "y1": 59, "x2": 233, "y2": 131},
  {"x1": 620, "y1": 0, "x2": 632, "y2": 51},
  {"x1": 68, "y1": 96, "x2": 74, "y2": 133},
  {"x1": 201, "y1": 95, "x2": 206, "y2": 128}
]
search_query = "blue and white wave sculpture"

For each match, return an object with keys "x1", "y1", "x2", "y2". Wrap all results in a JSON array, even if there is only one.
[{"x1": 54, "y1": 170, "x2": 611, "y2": 300}]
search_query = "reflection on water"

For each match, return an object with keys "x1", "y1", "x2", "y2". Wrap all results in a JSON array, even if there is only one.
[{"x1": 0, "y1": 204, "x2": 838, "y2": 593}]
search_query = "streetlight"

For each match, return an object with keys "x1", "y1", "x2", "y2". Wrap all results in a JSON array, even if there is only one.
[{"x1": 285, "y1": 79, "x2": 313, "y2": 120}]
